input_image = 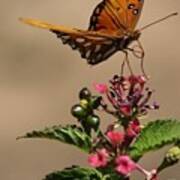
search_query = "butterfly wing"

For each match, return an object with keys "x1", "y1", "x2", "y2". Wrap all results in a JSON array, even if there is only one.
[
  {"x1": 88, "y1": 0, "x2": 144, "y2": 34},
  {"x1": 20, "y1": 0, "x2": 144, "y2": 65},
  {"x1": 125, "y1": 0, "x2": 144, "y2": 31},
  {"x1": 20, "y1": 18, "x2": 121, "y2": 65},
  {"x1": 53, "y1": 30, "x2": 122, "y2": 65}
]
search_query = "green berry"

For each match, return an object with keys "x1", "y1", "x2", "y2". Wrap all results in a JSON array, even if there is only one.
[
  {"x1": 71, "y1": 104, "x2": 87, "y2": 119},
  {"x1": 86, "y1": 115, "x2": 100, "y2": 131},
  {"x1": 79, "y1": 88, "x2": 91, "y2": 100}
]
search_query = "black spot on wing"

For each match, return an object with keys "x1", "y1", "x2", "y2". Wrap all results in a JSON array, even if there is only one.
[
  {"x1": 132, "y1": 9, "x2": 139, "y2": 15},
  {"x1": 128, "y1": 3, "x2": 135, "y2": 9},
  {"x1": 127, "y1": 1, "x2": 143, "y2": 16}
]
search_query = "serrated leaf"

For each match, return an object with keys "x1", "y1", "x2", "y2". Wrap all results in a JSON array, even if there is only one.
[
  {"x1": 44, "y1": 166, "x2": 103, "y2": 180},
  {"x1": 98, "y1": 168, "x2": 126, "y2": 180},
  {"x1": 129, "y1": 120, "x2": 180, "y2": 160},
  {"x1": 18, "y1": 125, "x2": 92, "y2": 152}
]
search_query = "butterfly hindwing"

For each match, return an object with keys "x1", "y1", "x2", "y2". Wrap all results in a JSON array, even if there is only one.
[
  {"x1": 20, "y1": 18, "x2": 121, "y2": 65},
  {"x1": 52, "y1": 30, "x2": 120, "y2": 65}
]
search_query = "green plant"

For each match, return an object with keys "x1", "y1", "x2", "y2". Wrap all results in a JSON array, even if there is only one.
[{"x1": 18, "y1": 75, "x2": 180, "y2": 180}]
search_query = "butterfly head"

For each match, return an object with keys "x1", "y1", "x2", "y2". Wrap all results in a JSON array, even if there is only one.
[
  {"x1": 119, "y1": 30, "x2": 141, "y2": 50},
  {"x1": 130, "y1": 30, "x2": 141, "y2": 41}
]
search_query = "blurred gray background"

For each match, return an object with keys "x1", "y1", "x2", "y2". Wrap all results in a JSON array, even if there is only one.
[{"x1": 0, "y1": 0, "x2": 180, "y2": 179}]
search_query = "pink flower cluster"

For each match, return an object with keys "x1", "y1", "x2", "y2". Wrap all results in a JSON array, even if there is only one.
[
  {"x1": 88, "y1": 149, "x2": 137, "y2": 175},
  {"x1": 94, "y1": 75, "x2": 159, "y2": 118},
  {"x1": 88, "y1": 129, "x2": 137, "y2": 174},
  {"x1": 88, "y1": 75, "x2": 159, "y2": 179},
  {"x1": 88, "y1": 148, "x2": 157, "y2": 179}
]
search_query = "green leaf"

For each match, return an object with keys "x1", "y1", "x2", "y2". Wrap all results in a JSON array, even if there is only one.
[
  {"x1": 18, "y1": 125, "x2": 92, "y2": 152},
  {"x1": 129, "y1": 120, "x2": 180, "y2": 160},
  {"x1": 98, "y1": 167, "x2": 126, "y2": 180},
  {"x1": 44, "y1": 166, "x2": 103, "y2": 180}
]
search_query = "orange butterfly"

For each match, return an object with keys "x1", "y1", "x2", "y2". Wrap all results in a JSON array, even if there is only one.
[{"x1": 20, "y1": 0, "x2": 177, "y2": 70}]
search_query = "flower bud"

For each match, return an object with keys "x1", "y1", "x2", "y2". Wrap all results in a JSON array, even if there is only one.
[
  {"x1": 165, "y1": 146, "x2": 180, "y2": 163},
  {"x1": 86, "y1": 115, "x2": 100, "y2": 131},
  {"x1": 126, "y1": 119, "x2": 141, "y2": 138},
  {"x1": 80, "y1": 99, "x2": 89, "y2": 109},
  {"x1": 158, "y1": 146, "x2": 180, "y2": 172}
]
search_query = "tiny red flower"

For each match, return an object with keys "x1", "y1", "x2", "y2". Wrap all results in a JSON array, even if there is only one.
[
  {"x1": 94, "y1": 83, "x2": 108, "y2": 94},
  {"x1": 88, "y1": 148, "x2": 109, "y2": 168},
  {"x1": 115, "y1": 155, "x2": 137, "y2": 175},
  {"x1": 126, "y1": 119, "x2": 141, "y2": 138},
  {"x1": 119, "y1": 104, "x2": 132, "y2": 116},
  {"x1": 107, "y1": 131, "x2": 124, "y2": 146}
]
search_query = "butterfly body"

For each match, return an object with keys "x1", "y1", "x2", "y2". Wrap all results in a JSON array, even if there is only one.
[{"x1": 20, "y1": 0, "x2": 144, "y2": 65}]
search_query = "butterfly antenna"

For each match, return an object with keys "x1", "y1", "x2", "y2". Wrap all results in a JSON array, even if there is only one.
[{"x1": 139, "y1": 12, "x2": 178, "y2": 32}]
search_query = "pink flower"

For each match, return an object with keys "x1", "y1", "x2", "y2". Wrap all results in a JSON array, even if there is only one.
[
  {"x1": 115, "y1": 155, "x2": 137, "y2": 175},
  {"x1": 88, "y1": 149, "x2": 109, "y2": 168},
  {"x1": 126, "y1": 119, "x2": 141, "y2": 138},
  {"x1": 129, "y1": 75, "x2": 147, "y2": 86},
  {"x1": 107, "y1": 131, "x2": 124, "y2": 146},
  {"x1": 94, "y1": 83, "x2": 108, "y2": 94},
  {"x1": 120, "y1": 104, "x2": 132, "y2": 116}
]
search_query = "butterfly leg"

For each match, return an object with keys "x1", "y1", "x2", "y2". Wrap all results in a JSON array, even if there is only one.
[
  {"x1": 136, "y1": 40, "x2": 148, "y2": 78},
  {"x1": 127, "y1": 41, "x2": 148, "y2": 79},
  {"x1": 122, "y1": 50, "x2": 133, "y2": 76},
  {"x1": 120, "y1": 57, "x2": 126, "y2": 76}
]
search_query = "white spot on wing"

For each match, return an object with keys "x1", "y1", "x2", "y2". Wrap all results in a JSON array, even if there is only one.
[
  {"x1": 76, "y1": 38, "x2": 86, "y2": 43},
  {"x1": 94, "y1": 45, "x2": 101, "y2": 53},
  {"x1": 85, "y1": 49, "x2": 91, "y2": 59}
]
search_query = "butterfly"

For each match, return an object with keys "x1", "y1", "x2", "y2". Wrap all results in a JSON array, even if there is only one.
[
  {"x1": 20, "y1": 0, "x2": 177, "y2": 68},
  {"x1": 20, "y1": 0, "x2": 145, "y2": 65}
]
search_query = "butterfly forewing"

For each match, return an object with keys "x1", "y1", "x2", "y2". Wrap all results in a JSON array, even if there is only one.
[
  {"x1": 125, "y1": 0, "x2": 144, "y2": 30},
  {"x1": 89, "y1": 0, "x2": 144, "y2": 33},
  {"x1": 89, "y1": 0, "x2": 127, "y2": 34}
]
